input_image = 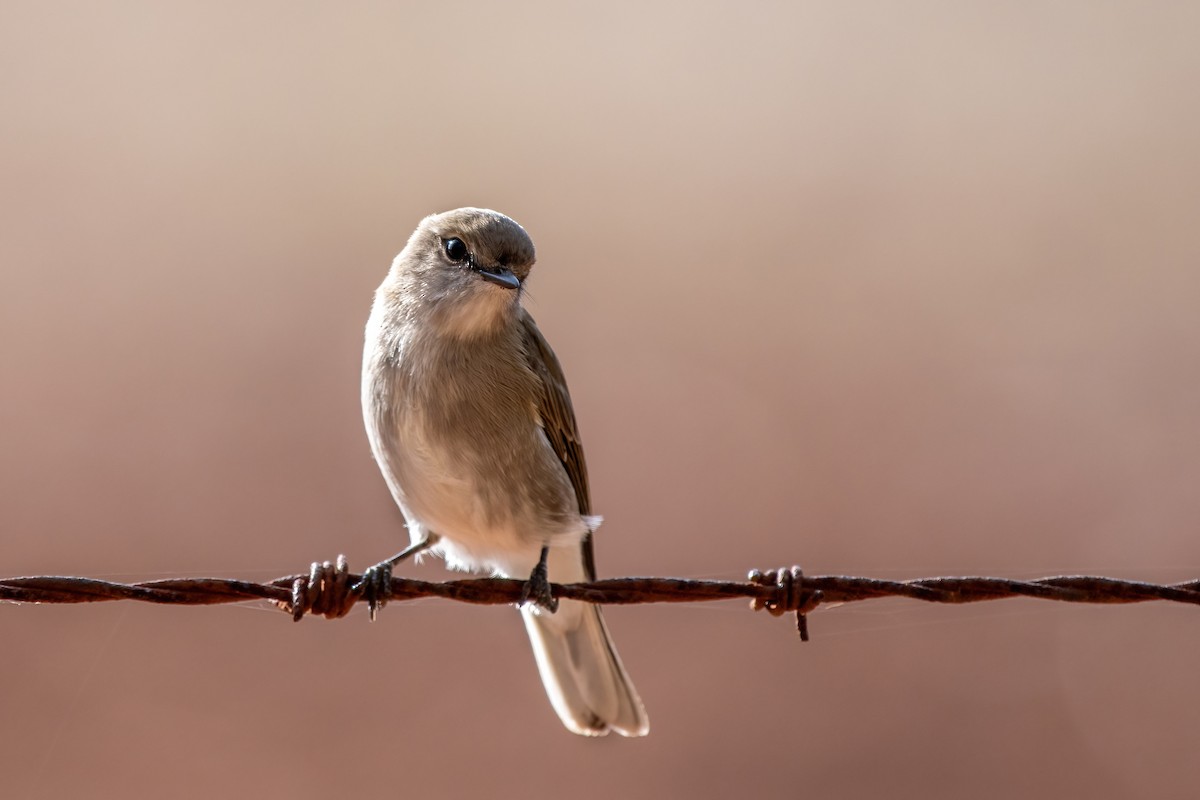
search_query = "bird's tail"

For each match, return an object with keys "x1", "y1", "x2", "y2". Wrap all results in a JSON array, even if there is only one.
[{"x1": 522, "y1": 596, "x2": 649, "y2": 736}]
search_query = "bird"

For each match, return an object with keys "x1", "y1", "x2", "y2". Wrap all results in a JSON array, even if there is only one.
[{"x1": 359, "y1": 207, "x2": 649, "y2": 737}]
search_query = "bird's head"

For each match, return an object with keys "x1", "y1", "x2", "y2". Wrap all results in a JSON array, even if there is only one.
[{"x1": 384, "y1": 207, "x2": 536, "y2": 338}]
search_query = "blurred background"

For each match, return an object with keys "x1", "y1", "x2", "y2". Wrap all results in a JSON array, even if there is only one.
[{"x1": 2, "y1": 1, "x2": 1198, "y2": 797}]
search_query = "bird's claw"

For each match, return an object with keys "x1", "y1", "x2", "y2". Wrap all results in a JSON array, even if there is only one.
[
  {"x1": 356, "y1": 561, "x2": 394, "y2": 621},
  {"x1": 520, "y1": 560, "x2": 559, "y2": 613}
]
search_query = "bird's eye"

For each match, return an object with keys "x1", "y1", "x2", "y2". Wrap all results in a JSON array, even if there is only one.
[{"x1": 443, "y1": 238, "x2": 469, "y2": 263}]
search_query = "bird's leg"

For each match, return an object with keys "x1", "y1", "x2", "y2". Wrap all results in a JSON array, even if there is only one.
[
  {"x1": 520, "y1": 544, "x2": 559, "y2": 613},
  {"x1": 355, "y1": 534, "x2": 439, "y2": 620}
]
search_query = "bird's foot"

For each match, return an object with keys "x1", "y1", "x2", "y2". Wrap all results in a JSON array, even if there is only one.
[
  {"x1": 520, "y1": 555, "x2": 559, "y2": 613},
  {"x1": 351, "y1": 535, "x2": 439, "y2": 621},
  {"x1": 356, "y1": 560, "x2": 394, "y2": 621}
]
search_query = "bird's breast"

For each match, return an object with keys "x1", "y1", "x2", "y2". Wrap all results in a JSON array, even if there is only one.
[{"x1": 362, "y1": 326, "x2": 587, "y2": 573}]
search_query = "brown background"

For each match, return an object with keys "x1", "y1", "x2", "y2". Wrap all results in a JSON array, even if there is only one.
[{"x1": 3, "y1": 2, "x2": 1199, "y2": 798}]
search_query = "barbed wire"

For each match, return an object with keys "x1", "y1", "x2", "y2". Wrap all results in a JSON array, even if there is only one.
[{"x1": 4, "y1": 557, "x2": 1198, "y2": 641}]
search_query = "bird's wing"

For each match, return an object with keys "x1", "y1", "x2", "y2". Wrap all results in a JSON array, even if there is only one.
[{"x1": 520, "y1": 310, "x2": 598, "y2": 581}]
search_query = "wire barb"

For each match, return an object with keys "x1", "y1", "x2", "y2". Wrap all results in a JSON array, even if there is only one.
[
  {"x1": 748, "y1": 566, "x2": 824, "y2": 641},
  {"x1": 284, "y1": 556, "x2": 358, "y2": 621}
]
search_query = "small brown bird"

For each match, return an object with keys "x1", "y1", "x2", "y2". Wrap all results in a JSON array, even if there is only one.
[{"x1": 360, "y1": 208, "x2": 648, "y2": 736}]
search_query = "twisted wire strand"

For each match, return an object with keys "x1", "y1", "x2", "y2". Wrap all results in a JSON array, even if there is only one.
[{"x1": 3, "y1": 558, "x2": 1198, "y2": 639}]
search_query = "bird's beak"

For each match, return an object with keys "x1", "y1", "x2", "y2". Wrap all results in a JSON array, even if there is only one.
[{"x1": 475, "y1": 265, "x2": 521, "y2": 290}]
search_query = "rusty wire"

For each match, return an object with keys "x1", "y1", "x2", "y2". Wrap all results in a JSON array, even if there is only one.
[{"x1": 2, "y1": 557, "x2": 1198, "y2": 640}]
